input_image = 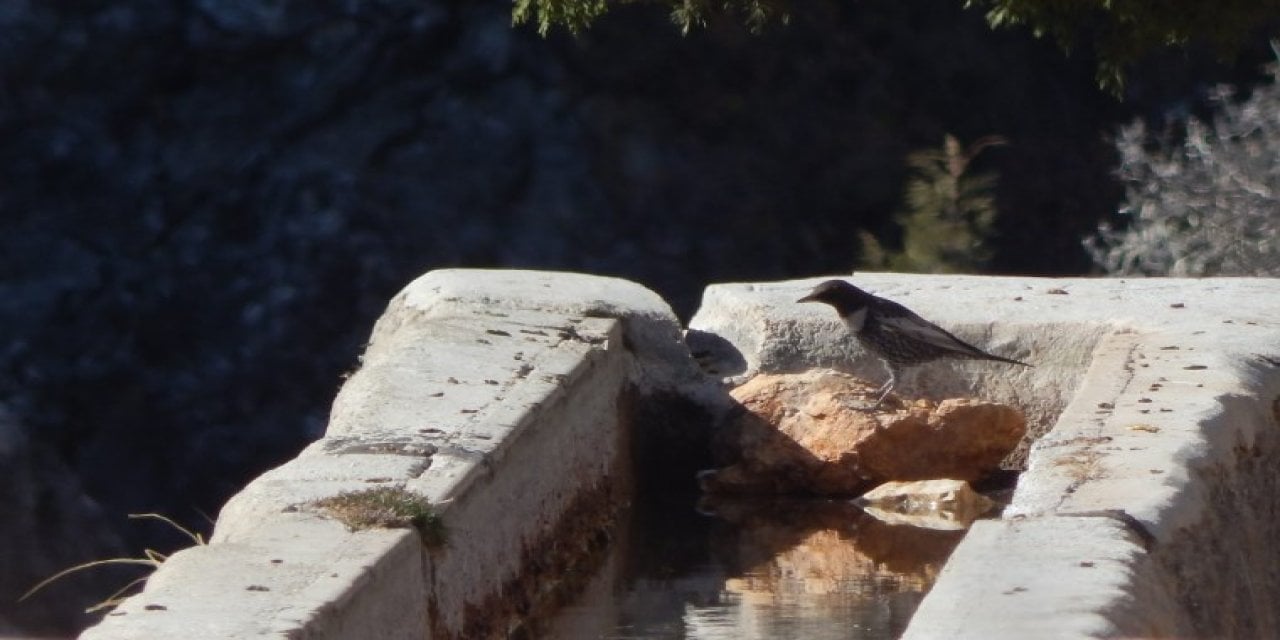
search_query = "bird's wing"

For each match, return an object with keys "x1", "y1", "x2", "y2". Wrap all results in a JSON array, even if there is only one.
[{"x1": 873, "y1": 299, "x2": 992, "y2": 356}]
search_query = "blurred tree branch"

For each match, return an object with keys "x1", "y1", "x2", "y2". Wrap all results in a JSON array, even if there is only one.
[{"x1": 513, "y1": 0, "x2": 1280, "y2": 90}]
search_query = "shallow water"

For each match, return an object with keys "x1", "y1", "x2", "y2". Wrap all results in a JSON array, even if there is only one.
[{"x1": 543, "y1": 490, "x2": 965, "y2": 640}]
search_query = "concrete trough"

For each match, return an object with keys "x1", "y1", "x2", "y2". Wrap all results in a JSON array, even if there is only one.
[
  {"x1": 79, "y1": 269, "x2": 709, "y2": 640},
  {"x1": 79, "y1": 271, "x2": 1280, "y2": 639},
  {"x1": 689, "y1": 273, "x2": 1280, "y2": 639}
]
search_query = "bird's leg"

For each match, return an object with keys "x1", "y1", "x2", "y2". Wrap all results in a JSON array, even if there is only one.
[{"x1": 871, "y1": 361, "x2": 899, "y2": 409}]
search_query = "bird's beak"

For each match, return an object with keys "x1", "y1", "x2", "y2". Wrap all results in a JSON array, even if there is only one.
[{"x1": 797, "y1": 293, "x2": 816, "y2": 303}]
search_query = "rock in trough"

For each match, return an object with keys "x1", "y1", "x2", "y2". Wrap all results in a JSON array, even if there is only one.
[{"x1": 702, "y1": 370, "x2": 1026, "y2": 496}]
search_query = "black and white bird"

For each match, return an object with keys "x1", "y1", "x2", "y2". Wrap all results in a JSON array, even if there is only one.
[{"x1": 798, "y1": 279, "x2": 1029, "y2": 407}]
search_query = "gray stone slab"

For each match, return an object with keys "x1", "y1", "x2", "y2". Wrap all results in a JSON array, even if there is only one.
[
  {"x1": 80, "y1": 269, "x2": 700, "y2": 640},
  {"x1": 901, "y1": 515, "x2": 1190, "y2": 639},
  {"x1": 80, "y1": 271, "x2": 1280, "y2": 639},
  {"x1": 84, "y1": 515, "x2": 421, "y2": 640},
  {"x1": 689, "y1": 273, "x2": 1280, "y2": 638}
]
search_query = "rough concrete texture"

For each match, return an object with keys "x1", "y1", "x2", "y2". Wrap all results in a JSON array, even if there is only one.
[
  {"x1": 81, "y1": 269, "x2": 707, "y2": 640},
  {"x1": 690, "y1": 273, "x2": 1280, "y2": 638}
]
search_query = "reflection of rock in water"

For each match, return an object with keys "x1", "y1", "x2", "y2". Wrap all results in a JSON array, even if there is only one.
[
  {"x1": 544, "y1": 490, "x2": 967, "y2": 639},
  {"x1": 857, "y1": 479, "x2": 997, "y2": 530},
  {"x1": 697, "y1": 497, "x2": 964, "y2": 639}
]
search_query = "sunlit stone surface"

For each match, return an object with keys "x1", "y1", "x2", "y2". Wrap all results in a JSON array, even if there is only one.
[{"x1": 702, "y1": 370, "x2": 1026, "y2": 495}]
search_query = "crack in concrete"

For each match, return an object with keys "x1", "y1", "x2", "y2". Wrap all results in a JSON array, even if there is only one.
[
  {"x1": 1057, "y1": 509, "x2": 1157, "y2": 551},
  {"x1": 322, "y1": 438, "x2": 438, "y2": 458}
]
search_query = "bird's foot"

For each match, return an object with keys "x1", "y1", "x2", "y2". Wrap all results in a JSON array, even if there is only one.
[{"x1": 866, "y1": 380, "x2": 896, "y2": 411}]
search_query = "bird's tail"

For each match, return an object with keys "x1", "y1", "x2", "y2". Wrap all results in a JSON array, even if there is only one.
[{"x1": 980, "y1": 352, "x2": 1031, "y2": 367}]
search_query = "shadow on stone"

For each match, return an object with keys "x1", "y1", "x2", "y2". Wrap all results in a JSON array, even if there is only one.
[{"x1": 686, "y1": 329, "x2": 750, "y2": 379}]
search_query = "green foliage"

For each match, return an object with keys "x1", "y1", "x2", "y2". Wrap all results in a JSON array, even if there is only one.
[
  {"x1": 860, "y1": 135, "x2": 1005, "y2": 274},
  {"x1": 513, "y1": 0, "x2": 1280, "y2": 89},
  {"x1": 512, "y1": 0, "x2": 608, "y2": 35},
  {"x1": 512, "y1": 0, "x2": 789, "y2": 35},
  {"x1": 967, "y1": 0, "x2": 1280, "y2": 90}
]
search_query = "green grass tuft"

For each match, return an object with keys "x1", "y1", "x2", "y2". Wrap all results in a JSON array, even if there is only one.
[{"x1": 313, "y1": 487, "x2": 447, "y2": 548}]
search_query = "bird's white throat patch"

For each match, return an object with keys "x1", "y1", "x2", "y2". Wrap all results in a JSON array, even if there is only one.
[{"x1": 842, "y1": 307, "x2": 868, "y2": 332}]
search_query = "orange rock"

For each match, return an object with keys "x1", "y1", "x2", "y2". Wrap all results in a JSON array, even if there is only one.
[{"x1": 702, "y1": 370, "x2": 1026, "y2": 495}]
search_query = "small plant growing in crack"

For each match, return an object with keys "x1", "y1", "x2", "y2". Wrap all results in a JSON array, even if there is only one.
[
  {"x1": 313, "y1": 486, "x2": 447, "y2": 548},
  {"x1": 20, "y1": 513, "x2": 207, "y2": 613}
]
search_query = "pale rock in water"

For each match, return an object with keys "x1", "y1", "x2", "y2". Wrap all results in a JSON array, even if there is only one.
[{"x1": 856, "y1": 479, "x2": 996, "y2": 530}]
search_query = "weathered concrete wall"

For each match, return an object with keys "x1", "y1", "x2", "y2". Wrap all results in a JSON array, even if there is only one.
[
  {"x1": 80, "y1": 271, "x2": 1280, "y2": 639},
  {"x1": 690, "y1": 273, "x2": 1280, "y2": 639},
  {"x1": 906, "y1": 277, "x2": 1280, "y2": 639},
  {"x1": 79, "y1": 269, "x2": 707, "y2": 640}
]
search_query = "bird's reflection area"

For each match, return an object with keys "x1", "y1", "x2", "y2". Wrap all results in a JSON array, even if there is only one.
[{"x1": 542, "y1": 491, "x2": 966, "y2": 640}]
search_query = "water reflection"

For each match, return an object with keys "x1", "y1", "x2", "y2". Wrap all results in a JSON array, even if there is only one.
[{"x1": 544, "y1": 493, "x2": 964, "y2": 639}]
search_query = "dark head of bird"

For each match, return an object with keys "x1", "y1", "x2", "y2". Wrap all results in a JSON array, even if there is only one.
[{"x1": 797, "y1": 279, "x2": 873, "y2": 317}]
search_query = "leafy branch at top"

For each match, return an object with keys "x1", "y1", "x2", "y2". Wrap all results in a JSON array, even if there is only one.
[
  {"x1": 512, "y1": 0, "x2": 789, "y2": 36},
  {"x1": 511, "y1": 0, "x2": 1280, "y2": 90}
]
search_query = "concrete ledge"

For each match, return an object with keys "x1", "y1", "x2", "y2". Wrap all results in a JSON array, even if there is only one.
[
  {"x1": 80, "y1": 269, "x2": 706, "y2": 640},
  {"x1": 899, "y1": 516, "x2": 1179, "y2": 638},
  {"x1": 79, "y1": 271, "x2": 1280, "y2": 638},
  {"x1": 690, "y1": 273, "x2": 1280, "y2": 638}
]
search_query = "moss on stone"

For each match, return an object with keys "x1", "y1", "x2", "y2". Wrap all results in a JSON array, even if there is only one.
[{"x1": 314, "y1": 487, "x2": 446, "y2": 548}]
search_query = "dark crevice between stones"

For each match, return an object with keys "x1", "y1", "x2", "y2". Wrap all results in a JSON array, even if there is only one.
[
  {"x1": 428, "y1": 384, "x2": 718, "y2": 639},
  {"x1": 424, "y1": 474, "x2": 625, "y2": 640}
]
